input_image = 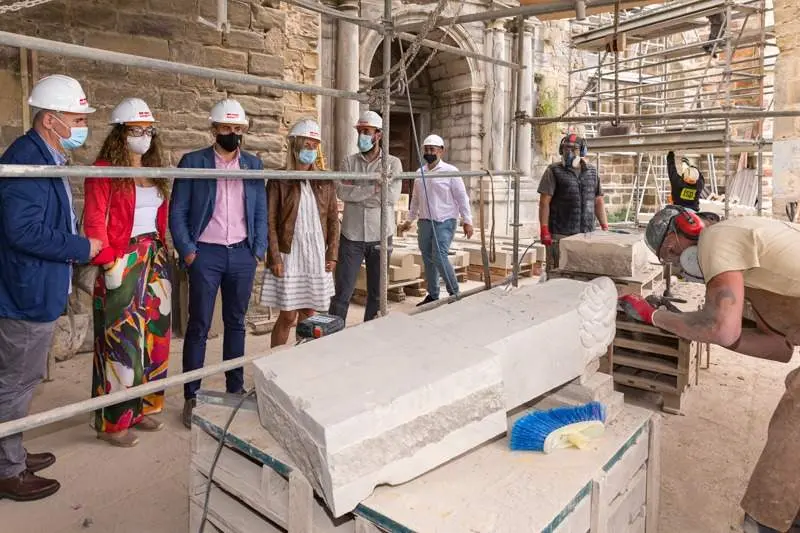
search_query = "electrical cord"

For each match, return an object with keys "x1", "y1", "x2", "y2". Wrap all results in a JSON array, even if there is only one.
[{"x1": 197, "y1": 388, "x2": 256, "y2": 533}]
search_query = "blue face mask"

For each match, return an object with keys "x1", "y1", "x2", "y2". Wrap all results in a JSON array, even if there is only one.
[
  {"x1": 60, "y1": 126, "x2": 89, "y2": 151},
  {"x1": 298, "y1": 149, "x2": 317, "y2": 165},
  {"x1": 358, "y1": 134, "x2": 374, "y2": 153}
]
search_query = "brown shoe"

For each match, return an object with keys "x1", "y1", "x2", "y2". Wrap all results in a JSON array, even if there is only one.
[
  {"x1": 182, "y1": 399, "x2": 196, "y2": 429},
  {"x1": 96, "y1": 430, "x2": 139, "y2": 448},
  {"x1": 25, "y1": 451, "x2": 55, "y2": 474},
  {"x1": 0, "y1": 470, "x2": 60, "y2": 501},
  {"x1": 134, "y1": 415, "x2": 164, "y2": 432}
]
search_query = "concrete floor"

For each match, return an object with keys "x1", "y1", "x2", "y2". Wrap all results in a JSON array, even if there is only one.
[{"x1": 1, "y1": 279, "x2": 794, "y2": 533}]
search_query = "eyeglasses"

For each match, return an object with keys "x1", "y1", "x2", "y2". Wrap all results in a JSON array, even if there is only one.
[{"x1": 127, "y1": 126, "x2": 157, "y2": 137}]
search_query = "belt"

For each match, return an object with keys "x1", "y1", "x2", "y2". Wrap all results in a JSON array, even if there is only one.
[{"x1": 199, "y1": 239, "x2": 249, "y2": 249}]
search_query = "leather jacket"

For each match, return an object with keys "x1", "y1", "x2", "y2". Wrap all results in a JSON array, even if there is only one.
[{"x1": 266, "y1": 179, "x2": 340, "y2": 267}]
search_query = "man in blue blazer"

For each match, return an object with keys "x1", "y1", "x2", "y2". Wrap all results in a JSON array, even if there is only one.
[
  {"x1": 169, "y1": 98, "x2": 268, "y2": 428},
  {"x1": 0, "y1": 75, "x2": 101, "y2": 501}
]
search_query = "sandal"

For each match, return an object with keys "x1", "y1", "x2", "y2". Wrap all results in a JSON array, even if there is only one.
[
  {"x1": 96, "y1": 430, "x2": 139, "y2": 448},
  {"x1": 134, "y1": 415, "x2": 165, "y2": 432}
]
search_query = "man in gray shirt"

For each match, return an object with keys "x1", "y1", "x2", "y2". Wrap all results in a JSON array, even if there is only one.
[{"x1": 328, "y1": 111, "x2": 403, "y2": 322}]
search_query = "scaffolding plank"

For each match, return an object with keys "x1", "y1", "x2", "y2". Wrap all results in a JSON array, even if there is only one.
[
  {"x1": 521, "y1": 0, "x2": 663, "y2": 21},
  {"x1": 586, "y1": 129, "x2": 770, "y2": 154},
  {"x1": 572, "y1": 0, "x2": 756, "y2": 51}
]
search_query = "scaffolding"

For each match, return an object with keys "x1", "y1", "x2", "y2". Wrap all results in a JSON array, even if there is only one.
[
  {"x1": 0, "y1": 0, "x2": 565, "y2": 441},
  {"x1": 565, "y1": 0, "x2": 776, "y2": 220}
]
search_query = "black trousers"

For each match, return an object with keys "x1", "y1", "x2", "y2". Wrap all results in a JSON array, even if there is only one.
[{"x1": 329, "y1": 234, "x2": 392, "y2": 322}]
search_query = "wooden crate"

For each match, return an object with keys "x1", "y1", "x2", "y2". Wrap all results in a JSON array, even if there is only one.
[
  {"x1": 350, "y1": 266, "x2": 467, "y2": 304},
  {"x1": 608, "y1": 314, "x2": 699, "y2": 414},
  {"x1": 466, "y1": 261, "x2": 540, "y2": 284},
  {"x1": 549, "y1": 265, "x2": 663, "y2": 297}
]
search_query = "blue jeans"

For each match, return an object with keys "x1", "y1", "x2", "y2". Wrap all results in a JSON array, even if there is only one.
[
  {"x1": 417, "y1": 218, "x2": 459, "y2": 299},
  {"x1": 183, "y1": 241, "x2": 257, "y2": 400}
]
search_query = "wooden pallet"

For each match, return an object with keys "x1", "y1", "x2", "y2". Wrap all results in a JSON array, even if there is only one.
[
  {"x1": 549, "y1": 265, "x2": 663, "y2": 297},
  {"x1": 350, "y1": 266, "x2": 468, "y2": 304},
  {"x1": 466, "y1": 261, "x2": 540, "y2": 284},
  {"x1": 608, "y1": 313, "x2": 699, "y2": 414}
]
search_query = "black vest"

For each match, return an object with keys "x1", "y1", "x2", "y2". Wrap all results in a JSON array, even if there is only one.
[
  {"x1": 670, "y1": 173, "x2": 704, "y2": 211},
  {"x1": 548, "y1": 163, "x2": 598, "y2": 236}
]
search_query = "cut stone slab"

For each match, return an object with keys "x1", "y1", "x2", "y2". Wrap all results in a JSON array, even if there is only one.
[
  {"x1": 416, "y1": 277, "x2": 618, "y2": 409},
  {"x1": 253, "y1": 313, "x2": 506, "y2": 517},
  {"x1": 558, "y1": 231, "x2": 656, "y2": 277},
  {"x1": 252, "y1": 277, "x2": 617, "y2": 518}
]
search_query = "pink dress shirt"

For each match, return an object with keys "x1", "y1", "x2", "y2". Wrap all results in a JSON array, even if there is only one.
[{"x1": 197, "y1": 149, "x2": 249, "y2": 245}]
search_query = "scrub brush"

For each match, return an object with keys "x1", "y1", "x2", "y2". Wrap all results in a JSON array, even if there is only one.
[{"x1": 510, "y1": 401, "x2": 607, "y2": 453}]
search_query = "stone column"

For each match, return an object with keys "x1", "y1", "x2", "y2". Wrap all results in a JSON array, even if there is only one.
[
  {"x1": 515, "y1": 21, "x2": 534, "y2": 183},
  {"x1": 482, "y1": 20, "x2": 508, "y2": 170},
  {"x1": 334, "y1": 0, "x2": 360, "y2": 167},
  {"x1": 771, "y1": 0, "x2": 800, "y2": 218}
]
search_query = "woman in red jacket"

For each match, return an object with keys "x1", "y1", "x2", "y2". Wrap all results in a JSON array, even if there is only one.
[{"x1": 83, "y1": 98, "x2": 171, "y2": 447}]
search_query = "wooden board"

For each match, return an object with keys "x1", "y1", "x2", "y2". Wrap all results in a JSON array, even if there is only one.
[
  {"x1": 549, "y1": 266, "x2": 662, "y2": 297},
  {"x1": 192, "y1": 401, "x2": 655, "y2": 533}
]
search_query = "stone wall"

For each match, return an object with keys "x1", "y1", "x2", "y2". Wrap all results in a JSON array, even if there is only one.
[{"x1": 0, "y1": 0, "x2": 319, "y2": 173}]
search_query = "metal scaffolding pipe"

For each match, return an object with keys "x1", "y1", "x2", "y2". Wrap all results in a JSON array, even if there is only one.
[
  {"x1": 395, "y1": 32, "x2": 522, "y2": 70},
  {"x1": 280, "y1": 0, "x2": 383, "y2": 31},
  {"x1": 379, "y1": 0, "x2": 392, "y2": 317},
  {"x1": 0, "y1": 165, "x2": 518, "y2": 180},
  {"x1": 525, "y1": 109, "x2": 798, "y2": 124},
  {"x1": 0, "y1": 31, "x2": 367, "y2": 102},
  {"x1": 723, "y1": 0, "x2": 734, "y2": 219}
]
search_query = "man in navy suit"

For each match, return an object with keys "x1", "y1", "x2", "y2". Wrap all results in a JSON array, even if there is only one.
[
  {"x1": 0, "y1": 75, "x2": 101, "y2": 501},
  {"x1": 170, "y1": 98, "x2": 268, "y2": 428}
]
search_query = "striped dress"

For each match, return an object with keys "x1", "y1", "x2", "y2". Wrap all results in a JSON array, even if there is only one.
[{"x1": 261, "y1": 180, "x2": 335, "y2": 311}]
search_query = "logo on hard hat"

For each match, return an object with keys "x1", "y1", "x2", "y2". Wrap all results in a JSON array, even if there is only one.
[
  {"x1": 138, "y1": 111, "x2": 152, "y2": 118},
  {"x1": 226, "y1": 112, "x2": 240, "y2": 118},
  {"x1": 80, "y1": 98, "x2": 87, "y2": 105}
]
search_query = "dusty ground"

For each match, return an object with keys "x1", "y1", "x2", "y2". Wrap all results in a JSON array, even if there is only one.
[{"x1": 1, "y1": 278, "x2": 794, "y2": 533}]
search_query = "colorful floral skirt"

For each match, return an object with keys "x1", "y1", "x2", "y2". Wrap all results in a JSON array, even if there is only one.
[{"x1": 91, "y1": 233, "x2": 172, "y2": 433}]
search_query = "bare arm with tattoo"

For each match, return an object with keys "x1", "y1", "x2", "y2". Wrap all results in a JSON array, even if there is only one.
[
  {"x1": 653, "y1": 271, "x2": 794, "y2": 362},
  {"x1": 652, "y1": 271, "x2": 744, "y2": 346}
]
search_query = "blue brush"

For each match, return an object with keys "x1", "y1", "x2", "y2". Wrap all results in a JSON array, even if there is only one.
[{"x1": 510, "y1": 401, "x2": 607, "y2": 453}]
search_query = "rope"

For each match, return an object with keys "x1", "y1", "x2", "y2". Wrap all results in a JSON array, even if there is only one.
[
  {"x1": 485, "y1": 169, "x2": 497, "y2": 263},
  {"x1": 0, "y1": 0, "x2": 56, "y2": 15}
]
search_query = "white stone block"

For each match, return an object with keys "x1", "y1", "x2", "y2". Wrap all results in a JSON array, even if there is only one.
[
  {"x1": 558, "y1": 231, "x2": 655, "y2": 277},
  {"x1": 253, "y1": 313, "x2": 506, "y2": 518},
  {"x1": 418, "y1": 278, "x2": 618, "y2": 410}
]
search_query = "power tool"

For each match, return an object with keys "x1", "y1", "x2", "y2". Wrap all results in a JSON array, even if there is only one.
[{"x1": 296, "y1": 313, "x2": 346, "y2": 341}]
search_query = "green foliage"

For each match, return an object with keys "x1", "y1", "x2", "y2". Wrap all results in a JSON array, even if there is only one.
[{"x1": 535, "y1": 88, "x2": 561, "y2": 158}]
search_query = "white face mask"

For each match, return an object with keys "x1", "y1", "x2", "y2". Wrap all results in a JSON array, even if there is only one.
[
  {"x1": 127, "y1": 135, "x2": 152, "y2": 155},
  {"x1": 678, "y1": 245, "x2": 704, "y2": 283},
  {"x1": 572, "y1": 155, "x2": 581, "y2": 169}
]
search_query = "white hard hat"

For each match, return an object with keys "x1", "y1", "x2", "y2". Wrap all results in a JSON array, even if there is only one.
[
  {"x1": 423, "y1": 134, "x2": 445, "y2": 147},
  {"x1": 110, "y1": 97, "x2": 156, "y2": 124},
  {"x1": 28, "y1": 74, "x2": 95, "y2": 114},
  {"x1": 355, "y1": 110, "x2": 382, "y2": 130},
  {"x1": 288, "y1": 118, "x2": 321, "y2": 141},
  {"x1": 209, "y1": 99, "x2": 248, "y2": 126}
]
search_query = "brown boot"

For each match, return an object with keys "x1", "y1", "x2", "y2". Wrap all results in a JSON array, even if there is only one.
[
  {"x1": 0, "y1": 470, "x2": 60, "y2": 501},
  {"x1": 134, "y1": 415, "x2": 164, "y2": 432},
  {"x1": 25, "y1": 451, "x2": 55, "y2": 473},
  {"x1": 182, "y1": 399, "x2": 196, "y2": 429},
  {"x1": 96, "y1": 430, "x2": 139, "y2": 448}
]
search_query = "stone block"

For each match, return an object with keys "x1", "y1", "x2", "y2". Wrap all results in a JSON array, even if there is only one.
[
  {"x1": 84, "y1": 32, "x2": 170, "y2": 60},
  {"x1": 146, "y1": 0, "x2": 196, "y2": 15},
  {"x1": 202, "y1": 47, "x2": 248, "y2": 71},
  {"x1": 119, "y1": 15, "x2": 186, "y2": 39},
  {"x1": 253, "y1": 313, "x2": 507, "y2": 517},
  {"x1": 71, "y1": 3, "x2": 117, "y2": 30},
  {"x1": 242, "y1": 133, "x2": 284, "y2": 151},
  {"x1": 249, "y1": 52, "x2": 284, "y2": 76},
  {"x1": 161, "y1": 90, "x2": 198, "y2": 111},
  {"x1": 251, "y1": 5, "x2": 286, "y2": 31},
  {"x1": 49, "y1": 313, "x2": 90, "y2": 362},
  {"x1": 234, "y1": 95, "x2": 283, "y2": 117},
  {"x1": 216, "y1": 80, "x2": 261, "y2": 94},
  {"x1": 558, "y1": 231, "x2": 654, "y2": 277},
  {"x1": 169, "y1": 42, "x2": 204, "y2": 64},
  {"x1": 389, "y1": 263, "x2": 421, "y2": 282},
  {"x1": 159, "y1": 129, "x2": 211, "y2": 149},
  {"x1": 224, "y1": 29, "x2": 266, "y2": 50}
]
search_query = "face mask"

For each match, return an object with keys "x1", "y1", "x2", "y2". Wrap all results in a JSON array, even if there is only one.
[
  {"x1": 358, "y1": 134, "x2": 374, "y2": 153},
  {"x1": 572, "y1": 155, "x2": 582, "y2": 169},
  {"x1": 216, "y1": 132, "x2": 242, "y2": 153},
  {"x1": 298, "y1": 149, "x2": 317, "y2": 165},
  {"x1": 127, "y1": 135, "x2": 152, "y2": 155},
  {"x1": 563, "y1": 152, "x2": 575, "y2": 168},
  {"x1": 678, "y1": 245, "x2": 704, "y2": 283},
  {"x1": 423, "y1": 153, "x2": 438, "y2": 165},
  {"x1": 59, "y1": 126, "x2": 88, "y2": 151}
]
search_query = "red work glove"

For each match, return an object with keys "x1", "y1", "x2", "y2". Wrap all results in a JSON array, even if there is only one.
[
  {"x1": 618, "y1": 294, "x2": 657, "y2": 325},
  {"x1": 600, "y1": 223, "x2": 609, "y2": 231},
  {"x1": 540, "y1": 225, "x2": 553, "y2": 246}
]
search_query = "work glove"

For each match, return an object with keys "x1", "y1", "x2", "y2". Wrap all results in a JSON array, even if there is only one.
[
  {"x1": 618, "y1": 294, "x2": 657, "y2": 325},
  {"x1": 600, "y1": 223, "x2": 609, "y2": 231},
  {"x1": 645, "y1": 295, "x2": 683, "y2": 314},
  {"x1": 540, "y1": 225, "x2": 553, "y2": 246}
]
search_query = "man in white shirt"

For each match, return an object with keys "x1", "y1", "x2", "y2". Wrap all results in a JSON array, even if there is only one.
[{"x1": 401, "y1": 134, "x2": 473, "y2": 306}]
